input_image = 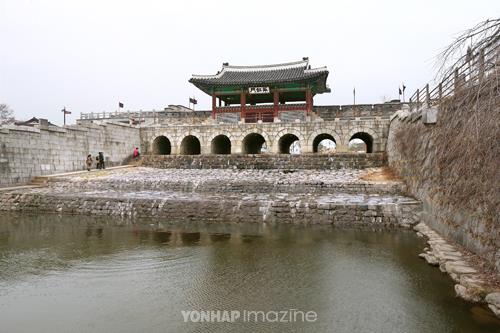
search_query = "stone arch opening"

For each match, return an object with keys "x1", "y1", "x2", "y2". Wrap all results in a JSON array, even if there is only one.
[
  {"x1": 153, "y1": 136, "x2": 171, "y2": 155},
  {"x1": 349, "y1": 132, "x2": 373, "y2": 153},
  {"x1": 242, "y1": 133, "x2": 266, "y2": 154},
  {"x1": 211, "y1": 135, "x2": 231, "y2": 154},
  {"x1": 278, "y1": 134, "x2": 301, "y2": 154},
  {"x1": 313, "y1": 134, "x2": 336, "y2": 153},
  {"x1": 180, "y1": 135, "x2": 201, "y2": 155}
]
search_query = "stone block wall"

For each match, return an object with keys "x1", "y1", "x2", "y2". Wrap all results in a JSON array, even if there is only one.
[
  {"x1": 314, "y1": 102, "x2": 400, "y2": 120},
  {"x1": 0, "y1": 122, "x2": 140, "y2": 186},
  {"x1": 140, "y1": 153, "x2": 386, "y2": 170},
  {"x1": 0, "y1": 191, "x2": 421, "y2": 227},
  {"x1": 387, "y1": 105, "x2": 499, "y2": 271}
]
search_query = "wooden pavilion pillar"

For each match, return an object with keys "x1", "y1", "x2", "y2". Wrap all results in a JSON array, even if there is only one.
[
  {"x1": 211, "y1": 93, "x2": 216, "y2": 119},
  {"x1": 305, "y1": 88, "x2": 313, "y2": 114},
  {"x1": 240, "y1": 91, "x2": 246, "y2": 121},
  {"x1": 273, "y1": 89, "x2": 279, "y2": 118}
]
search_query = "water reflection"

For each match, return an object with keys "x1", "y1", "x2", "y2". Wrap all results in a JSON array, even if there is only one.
[
  {"x1": 0, "y1": 213, "x2": 498, "y2": 333},
  {"x1": 179, "y1": 231, "x2": 199, "y2": 244},
  {"x1": 152, "y1": 230, "x2": 172, "y2": 244},
  {"x1": 209, "y1": 233, "x2": 231, "y2": 242}
]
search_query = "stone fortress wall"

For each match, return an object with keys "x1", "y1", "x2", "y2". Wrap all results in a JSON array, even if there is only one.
[
  {"x1": 0, "y1": 120, "x2": 140, "y2": 187},
  {"x1": 77, "y1": 102, "x2": 400, "y2": 125},
  {"x1": 0, "y1": 104, "x2": 397, "y2": 187},
  {"x1": 313, "y1": 102, "x2": 400, "y2": 120},
  {"x1": 140, "y1": 118, "x2": 391, "y2": 155}
]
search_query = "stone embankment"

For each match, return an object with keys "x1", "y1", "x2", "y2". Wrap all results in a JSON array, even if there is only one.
[
  {"x1": 0, "y1": 167, "x2": 420, "y2": 227},
  {"x1": 415, "y1": 222, "x2": 500, "y2": 316},
  {"x1": 43, "y1": 167, "x2": 405, "y2": 195},
  {"x1": 140, "y1": 153, "x2": 386, "y2": 170}
]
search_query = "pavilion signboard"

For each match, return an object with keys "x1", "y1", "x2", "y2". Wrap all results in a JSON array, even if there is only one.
[{"x1": 248, "y1": 87, "x2": 270, "y2": 94}]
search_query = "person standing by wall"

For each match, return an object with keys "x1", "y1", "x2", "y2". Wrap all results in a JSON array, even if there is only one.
[
  {"x1": 133, "y1": 147, "x2": 140, "y2": 159},
  {"x1": 96, "y1": 153, "x2": 101, "y2": 169},
  {"x1": 85, "y1": 154, "x2": 93, "y2": 171},
  {"x1": 99, "y1": 152, "x2": 105, "y2": 169}
]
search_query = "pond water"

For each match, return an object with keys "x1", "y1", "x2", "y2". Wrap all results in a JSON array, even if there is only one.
[{"x1": 0, "y1": 213, "x2": 498, "y2": 333}]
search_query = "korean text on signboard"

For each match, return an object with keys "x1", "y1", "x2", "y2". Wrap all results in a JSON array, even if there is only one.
[{"x1": 248, "y1": 87, "x2": 270, "y2": 94}]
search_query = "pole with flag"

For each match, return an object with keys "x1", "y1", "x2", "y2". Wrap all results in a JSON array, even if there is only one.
[
  {"x1": 402, "y1": 83, "x2": 406, "y2": 103},
  {"x1": 353, "y1": 87, "x2": 356, "y2": 105},
  {"x1": 61, "y1": 107, "x2": 71, "y2": 126},
  {"x1": 189, "y1": 97, "x2": 197, "y2": 111}
]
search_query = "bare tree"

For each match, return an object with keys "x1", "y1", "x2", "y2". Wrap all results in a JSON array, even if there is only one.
[
  {"x1": 435, "y1": 18, "x2": 500, "y2": 81},
  {"x1": 433, "y1": 19, "x2": 500, "y2": 221},
  {"x1": 0, "y1": 103, "x2": 14, "y2": 124}
]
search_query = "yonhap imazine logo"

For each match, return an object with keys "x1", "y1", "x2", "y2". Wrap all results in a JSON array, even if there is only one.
[{"x1": 181, "y1": 309, "x2": 318, "y2": 323}]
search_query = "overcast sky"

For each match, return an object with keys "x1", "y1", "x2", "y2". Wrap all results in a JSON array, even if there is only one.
[{"x1": 0, "y1": 0, "x2": 498, "y2": 125}]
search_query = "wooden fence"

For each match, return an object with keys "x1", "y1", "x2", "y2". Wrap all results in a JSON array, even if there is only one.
[{"x1": 409, "y1": 37, "x2": 499, "y2": 111}]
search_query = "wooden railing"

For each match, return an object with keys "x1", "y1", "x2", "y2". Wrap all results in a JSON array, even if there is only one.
[
  {"x1": 409, "y1": 37, "x2": 499, "y2": 110},
  {"x1": 214, "y1": 103, "x2": 308, "y2": 123},
  {"x1": 214, "y1": 103, "x2": 307, "y2": 114},
  {"x1": 244, "y1": 111, "x2": 274, "y2": 123},
  {"x1": 80, "y1": 110, "x2": 211, "y2": 121}
]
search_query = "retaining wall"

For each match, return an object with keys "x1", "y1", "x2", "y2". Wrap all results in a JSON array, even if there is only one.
[
  {"x1": 0, "y1": 122, "x2": 140, "y2": 187},
  {"x1": 0, "y1": 191, "x2": 421, "y2": 226},
  {"x1": 387, "y1": 104, "x2": 499, "y2": 271},
  {"x1": 140, "y1": 153, "x2": 386, "y2": 170}
]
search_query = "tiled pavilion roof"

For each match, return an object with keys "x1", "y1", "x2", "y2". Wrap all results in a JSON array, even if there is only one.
[{"x1": 189, "y1": 58, "x2": 330, "y2": 95}]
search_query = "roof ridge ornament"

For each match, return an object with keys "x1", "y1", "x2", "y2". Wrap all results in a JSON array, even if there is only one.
[{"x1": 222, "y1": 59, "x2": 308, "y2": 71}]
